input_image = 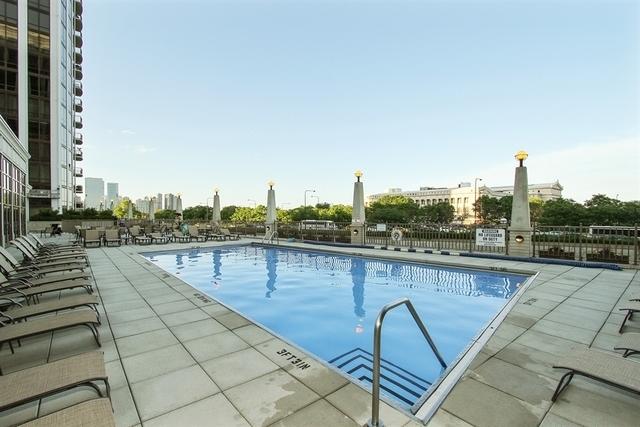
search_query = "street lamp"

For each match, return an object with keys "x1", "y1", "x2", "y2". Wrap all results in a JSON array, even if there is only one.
[
  {"x1": 247, "y1": 199, "x2": 257, "y2": 208},
  {"x1": 355, "y1": 170, "x2": 363, "y2": 182},
  {"x1": 304, "y1": 189, "x2": 315, "y2": 208},
  {"x1": 474, "y1": 177, "x2": 483, "y2": 224},
  {"x1": 515, "y1": 150, "x2": 528, "y2": 167}
]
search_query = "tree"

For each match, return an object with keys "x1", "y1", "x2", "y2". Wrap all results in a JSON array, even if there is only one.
[
  {"x1": 367, "y1": 195, "x2": 420, "y2": 223},
  {"x1": 288, "y1": 206, "x2": 319, "y2": 221},
  {"x1": 538, "y1": 198, "x2": 586, "y2": 226},
  {"x1": 529, "y1": 196, "x2": 545, "y2": 224},
  {"x1": 155, "y1": 209, "x2": 177, "y2": 220},
  {"x1": 113, "y1": 199, "x2": 141, "y2": 219},
  {"x1": 221, "y1": 206, "x2": 237, "y2": 221},
  {"x1": 318, "y1": 204, "x2": 352, "y2": 223},
  {"x1": 422, "y1": 202, "x2": 455, "y2": 223},
  {"x1": 30, "y1": 208, "x2": 61, "y2": 221},
  {"x1": 183, "y1": 205, "x2": 209, "y2": 220},
  {"x1": 230, "y1": 206, "x2": 266, "y2": 222}
]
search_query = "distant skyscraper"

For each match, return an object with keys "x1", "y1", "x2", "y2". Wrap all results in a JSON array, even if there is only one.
[
  {"x1": 156, "y1": 193, "x2": 162, "y2": 210},
  {"x1": 164, "y1": 193, "x2": 176, "y2": 210},
  {"x1": 85, "y1": 177, "x2": 104, "y2": 209},
  {"x1": 106, "y1": 182, "x2": 119, "y2": 208}
]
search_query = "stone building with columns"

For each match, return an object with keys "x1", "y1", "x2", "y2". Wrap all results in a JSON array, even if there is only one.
[{"x1": 368, "y1": 181, "x2": 563, "y2": 224}]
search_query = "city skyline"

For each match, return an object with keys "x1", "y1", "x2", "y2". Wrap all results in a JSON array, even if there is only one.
[{"x1": 81, "y1": 0, "x2": 639, "y2": 208}]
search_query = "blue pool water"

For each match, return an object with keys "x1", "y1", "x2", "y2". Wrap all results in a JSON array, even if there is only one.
[{"x1": 145, "y1": 245, "x2": 526, "y2": 408}]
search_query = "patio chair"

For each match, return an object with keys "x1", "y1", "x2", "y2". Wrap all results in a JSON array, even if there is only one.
[
  {"x1": 0, "y1": 278, "x2": 92, "y2": 304},
  {"x1": 104, "y1": 230, "x2": 121, "y2": 247},
  {"x1": 84, "y1": 230, "x2": 102, "y2": 248},
  {"x1": 614, "y1": 332, "x2": 640, "y2": 357},
  {"x1": 551, "y1": 348, "x2": 640, "y2": 402},
  {"x1": 18, "y1": 398, "x2": 115, "y2": 427},
  {"x1": 0, "y1": 310, "x2": 101, "y2": 355},
  {"x1": 172, "y1": 231, "x2": 190, "y2": 243},
  {"x1": 188, "y1": 226, "x2": 206, "y2": 242},
  {"x1": 149, "y1": 233, "x2": 168, "y2": 244},
  {"x1": 618, "y1": 301, "x2": 640, "y2": 333},
  {"x1": 220, "y1": 228, "x2": 241, "y2": 240},
  {"x1": 24, "y1": 235, "x2": 85, "y2": 254},
  {"x1": 0, "y1": 352, "x2": 109, "y2": 411},
  {"x1": 0, "y1": 294, "x2": 100, "y2": 324},
  {"x1": 129, "y1": 226, "x2": 142, "y2": 243}
]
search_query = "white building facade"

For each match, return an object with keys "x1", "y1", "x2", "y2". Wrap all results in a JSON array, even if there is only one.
[
  {"x1": 106, "y1": 182, "x2": 119, "y2": 208},
  {"x1": 368, "y1": 181, "x2": 563, "y2": 224}
]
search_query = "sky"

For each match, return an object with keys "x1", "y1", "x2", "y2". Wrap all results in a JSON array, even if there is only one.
[{"x1": 82, "y1": 0, "x2": 640, "y2": 208}]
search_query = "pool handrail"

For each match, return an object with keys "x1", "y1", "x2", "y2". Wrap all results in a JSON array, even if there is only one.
[{"x1": 368, "y1": 297, "x2": 446, "y2": 427}]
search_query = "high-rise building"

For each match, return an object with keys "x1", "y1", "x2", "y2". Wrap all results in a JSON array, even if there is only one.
[
  {"x1": 164, "y1": 193, "x2": 176, "y2": 211},
  {"x1": 156, "y1": 193, "x2": 162, "y2": 210},
  {"x1": 106, "y1": 182, "x2": 119, "y2": 209},
  {"x1": 0, "y1": 0, "x2": 84, "y2": 214},
  {"x1": 84, "y1": 177, "x2": 103, "y2": 209}
]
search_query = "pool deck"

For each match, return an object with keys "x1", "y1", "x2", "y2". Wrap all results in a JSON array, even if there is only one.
[{"x1": 2, "y1": 238, "x2": 639, "y2": 426}]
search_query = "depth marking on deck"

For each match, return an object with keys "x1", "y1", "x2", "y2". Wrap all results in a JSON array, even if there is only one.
[{"x1": 277, "y1": 348, "x2": 311, "y2": 370}]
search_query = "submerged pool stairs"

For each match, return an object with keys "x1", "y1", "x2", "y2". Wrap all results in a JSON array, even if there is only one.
[{"x1": 329, "y1": 347, "x2": 431, "y2": 406}]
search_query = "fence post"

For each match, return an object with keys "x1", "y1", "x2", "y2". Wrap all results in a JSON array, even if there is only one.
[
  {"x1": 469, "y1": 225, "x2": 474, "y2": 253},
  {"x1": 578, "y1": 223, "x2": 583, "y2": 261},
  {"x1": 505, "y1": 227, "x2": 510, "y2": 256},
  {"x1": 437, "y1": 227, "x2": 441, "y2": 251},
  {"x1": 634, "y1": 224, "x2": 638, "y2": 266},
  {"x1": 409, "y1": 224, "x2": 414, "y2": 249},
  {"x1": 531, "y1": 223, "x2": 536, "y2": 258}
]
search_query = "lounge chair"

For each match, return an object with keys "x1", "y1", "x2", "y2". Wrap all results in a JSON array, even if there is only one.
[
  {"x1": 1, "y1": 294, "x2": 100, "y2": 324},
  {"x1": 188, "y1": 226, "x2": 206, "y2": 242},
  {"x1": 149, "y1": 233, "x2": 168, "y2": 244},
  {"x1": 618, "y1": 301, "x2": 640, "y2": 333},
  {"x1": 31, "y1": 233, "x2": 81, "y2": 248},
  {"x1": 0, "y1": 279, "x2": 92, "y2": 304},
  {"x1": 220, "y1": 228, "x2": 241, "y2": 240},
  {"x1": 104, "y1": 230, "x2": 121, "y2": 247},
  {"x1": 551, "y1": 348, "x2": 640, "y2": 401},
  {"x1": 23, "y1": 235, "x2": 85, "y2": 254},
  {"x1": 18, "y1": 398, "x2": 115, "y2": 427},
  {"x1": 0, "y1": 247, "x2": 87, "y2": 276},
  {"x1": 0, "y1": 256, "x2": 89, "y2": 283},
  {"x1": 11, "y1": 240, "x2": 88, "y2": 264},
  {"x1": 614, "y1": 332, "x2": 640, "y2": 357},
  {"x1": 172, "y1": 231, "x2": 190, "y2": 243},
  {"x1": 83, "y1": 230, "x2": 102, "y2": 248},
  {"x1": 0, "y1": 310, "x2": 101, "y2": 355},
  {"x1": 0, "y1": 352, "x2": 109, "y2": 411}
]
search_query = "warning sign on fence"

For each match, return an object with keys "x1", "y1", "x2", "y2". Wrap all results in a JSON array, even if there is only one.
[{"x1": 476, "y1": 228, "x2": 506, "y2": 247}]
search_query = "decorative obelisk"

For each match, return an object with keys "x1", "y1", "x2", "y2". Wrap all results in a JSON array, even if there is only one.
[
  {"x1": 265, "y1": 181, "x2": 277, "y2": 241},
  {"x1": 127, "y1": 199, "x2": 133, "y2": 220},
  {"x1": 176, "y1": 194, "x2": 183, "y2": 219},
  {"x1": 508, "y1": 150, "x2": 532, "y2": 257},
  {"x1": 350, "y1": 170, "x2": 366, "y2": 245},
  {"x1": 149, "y1": 197, "x2": 155, "y2": 222},
  {"x1": 212, "y1": 188, "x2": 221, "y2": 226}
]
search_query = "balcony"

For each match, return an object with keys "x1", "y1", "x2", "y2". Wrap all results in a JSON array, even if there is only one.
[
  {"x1": 74, "y1": 115, "x2": 83, "y2": 129},
  {"x1": 74, "y1": 64, "x2": 83, "y2": 80},
  {"x1": 75, "y1": 185, "x2": 83, "y2": 193},
  {"x1": 74, "y1": 48, "x2": 83, "y2": 65},
  {"x1": 74, "y1": 99, "x2": 83, "y2": 113},
  {"x1": 75, "y1": 16, "x2": 83, "y2": 32},
  {"x1": 75, "y1": 32, "x2": 83, "y2": 48},
  {"x1": 75, "y1": 201, "x2": 84, "y2": 209},
  {"x1": 75, "y1": 133, "x2": 83, "y2": 145},
  {"x1": 74, "y1": 82, "x2": 83, "y2": 96},
  {"x1": 74, "y1": 167, "x2": 83, "y2": 177},
  {"x1": 74, "y1": 148, "x2": 83, "y2": 161},
  {"x1": 75, "y1": 0, "x2": 83, "y2": 16}
]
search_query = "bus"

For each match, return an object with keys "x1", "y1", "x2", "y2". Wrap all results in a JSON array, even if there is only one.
[
  {"x1": 299, "y1": 220, "x2": 336, "y2": 230},
  {"x1": 588, "y1": 226, "x2": 638, "y2": 238}
]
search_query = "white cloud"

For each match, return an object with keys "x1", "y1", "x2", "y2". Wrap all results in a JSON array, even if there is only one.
[
  {"x1": 120, "y1": 129, "x2": 136, "y2": 135},
  {"x1": 127, "y1": 144, "x2": 156, "y2": 154},
  {"x1": 475, "y1": 137, "x2": 640, "y2": 203}
]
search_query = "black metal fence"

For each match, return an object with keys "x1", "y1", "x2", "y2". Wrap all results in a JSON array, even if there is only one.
[{"x1": 224, "y1": 221, "x2": 638, "y2": 266}]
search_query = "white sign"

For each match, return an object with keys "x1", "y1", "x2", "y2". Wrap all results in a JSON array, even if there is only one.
[
  {"x1": 476, "y1": 228, "x2": 505, "y2": 247},
  {"x1": 391, "y1": 227, "x2": 403, "y2": 243},
  {"x1": 376, "y1": 224, "x2": 387, "y2": 232}
]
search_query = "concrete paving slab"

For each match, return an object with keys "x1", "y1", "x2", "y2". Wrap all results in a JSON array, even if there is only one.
[
  {"x1": 131, "y1": 365, "x2": 219, "y2": 421},
  {"x1": 115, "y1": 328, "x2": 179, "y2": 358},
  {"x1": 271, "y1": 399, "x2": 359, "y2": 427},
  {"x1": 144, "y1": 394, "x2": 250, "y2": 427},
  {"x1": 159, "y1": 308, "x2": 210, "y2": 327},
  {"x1": 225, "y1": 370, "x2": 320, "y2": 427},
  {"x1": 122, "y1": 343, "x2": 196, "y2": 383},
  {"x1": 183, "y1": 330, "x2": 249, "y2": 362},
  {"x1": 200, "y1": 347, "x2": 279, "y2": 390},
  {"x1": 169, "y1": 317, "x2": 227, "y2": 342},
  {"x1": 326, "y1": 383, "x2": 412, "y2": 427},
  {"x1": 233, "y1": 324, "x2": 276, "y2": 346},
  {"x1": 111, "y1": 316, "x2": 166, "y2": 339}
]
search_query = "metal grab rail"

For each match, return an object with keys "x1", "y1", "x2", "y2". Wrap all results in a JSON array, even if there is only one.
[{"x1": 368, "y1": 298, "x2": 447, "y2": 427}]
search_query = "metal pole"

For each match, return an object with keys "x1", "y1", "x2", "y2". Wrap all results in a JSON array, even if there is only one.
[
  {"x1": 578, "y1": 223, "x2": 583, "y2": 261},
  {"x1": 634, "y1": 224, "x2": 638, "y2": 266}
]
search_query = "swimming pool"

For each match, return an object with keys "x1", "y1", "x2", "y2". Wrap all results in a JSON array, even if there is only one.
[{"x1": 144, "y1": 244, "x2": 528, "y2": 410}]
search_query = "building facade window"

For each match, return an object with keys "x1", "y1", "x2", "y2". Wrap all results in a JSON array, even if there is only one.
[{"x1": 1, "y1": 153, "x2": 27, "y2": 245}]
